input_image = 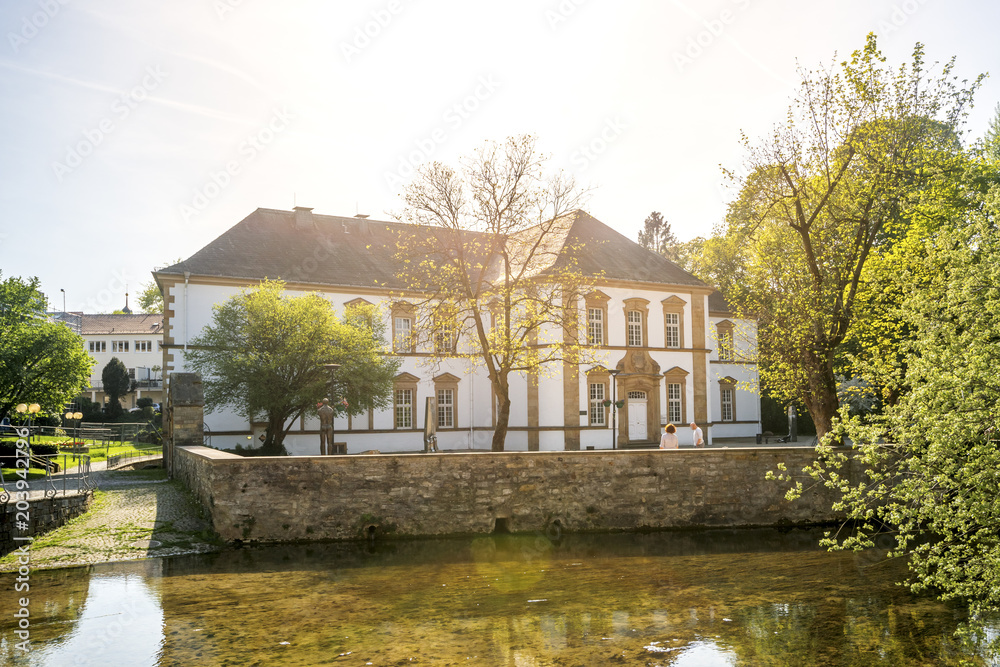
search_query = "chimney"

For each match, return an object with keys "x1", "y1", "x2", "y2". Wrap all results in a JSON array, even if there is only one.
[{"x1": 293, "y1": 206, "x2": 314, "y2": 230}]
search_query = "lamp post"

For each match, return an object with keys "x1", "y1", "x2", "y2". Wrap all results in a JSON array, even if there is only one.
[
  {"x1": 65, "y1": 410, "x2": 83, "y2": 445},
  {"x1": 323, "y1": 364, "x2": 341, "y2": 451},
  {"x1": 608, "y1": 369, "x2": 621, "y2": 450},
  {"x1": 16, "y1": 403, "x2": 41, "y2": 448}
]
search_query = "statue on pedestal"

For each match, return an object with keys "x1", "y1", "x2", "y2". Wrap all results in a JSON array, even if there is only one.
[{"x1": 318, "y1": 397, "x2": 334, "y2": 455}]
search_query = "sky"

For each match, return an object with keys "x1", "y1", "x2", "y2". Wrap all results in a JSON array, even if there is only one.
[{"x1": 1, "y1": 0, "x2": 998, "y2": 314}]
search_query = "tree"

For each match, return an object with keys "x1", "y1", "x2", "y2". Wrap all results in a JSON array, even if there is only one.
[
  {"x1": 637, "y1": 211, "x2": 679, "y2": 260},
  {"x1": 0, "y1": 273, "x2": 93, "y2": 420},
  {"x1": 137, "y1": 280, "x2": 163, "y2": 313},
  {"x1": 101, "y1": 357, "x2": 131, "y2": 418},
  {"x1": 186, "y1": 280, "x2": 399, "y2": 455},
  {"x1": 720, "y1": 34, "x2": 982, "y2": 438},
  {"x1": 395, "y1": 135, "x2": 596, "y2": 451},
  {"x1": 783, "y1": 184, "x2": 1000, "y2": 624}
]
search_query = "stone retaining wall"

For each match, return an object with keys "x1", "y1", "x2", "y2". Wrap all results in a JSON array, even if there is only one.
[
  {"x1": 174, "y1": 446, "x2": 858, "y2": 543},
  {"x1": 1, "y1": 492, "x2": 93, "y2": 556}
]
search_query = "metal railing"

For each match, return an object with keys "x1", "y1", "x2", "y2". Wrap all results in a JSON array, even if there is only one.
[
  {"x1": 106, "y1": 445, "x2": 163, "y2": 469},
  {"x1": 0, "y1": 453, "x2": 95, "y2": 501}
]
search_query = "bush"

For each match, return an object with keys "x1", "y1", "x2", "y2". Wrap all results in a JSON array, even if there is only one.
[
  {"x1": 30, "y1": 443, "x2": 60, "y2": 456},
  {"x1": 136, "y1": 397, "x2": 154, "y2": 409}
]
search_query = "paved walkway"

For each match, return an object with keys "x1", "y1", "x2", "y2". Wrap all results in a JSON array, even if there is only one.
[{"x1": 0, "y1": 467, "x2": 222, "y2": 572}]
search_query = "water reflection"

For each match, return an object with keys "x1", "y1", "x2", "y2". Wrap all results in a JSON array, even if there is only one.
[{"x1": 0, "y1": 528, "x2": 994, "y2": 666}]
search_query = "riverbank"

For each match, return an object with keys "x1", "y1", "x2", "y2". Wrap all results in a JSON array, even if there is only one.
[{"x1": 0, "y1": 469, "x2": 223, "y2": 572}]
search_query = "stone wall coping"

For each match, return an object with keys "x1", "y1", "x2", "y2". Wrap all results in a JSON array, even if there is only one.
[{"x1": 176, "y1": 445, "x2": 840, "y2": 464}]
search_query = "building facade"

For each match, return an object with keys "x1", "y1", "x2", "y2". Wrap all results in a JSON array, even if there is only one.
[
  {"x1": 155, "y1": 207, "x2": 759, "y2": 454},
  {"x1": 79, "y1": 314, "x2": 164, "y2": 409}
]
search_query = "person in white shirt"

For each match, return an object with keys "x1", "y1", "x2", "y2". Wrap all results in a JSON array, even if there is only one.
[
  {"x1": 659, "y1": 423, "x2": 679, "y2": 449},
  {"x1": 690, "y1": 422, "x2": 704, "y2": 448}
]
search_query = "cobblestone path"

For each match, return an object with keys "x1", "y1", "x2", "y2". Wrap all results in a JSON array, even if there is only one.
[{"x1": 0, "y1": 469, "x2": 223, "y2": 572}]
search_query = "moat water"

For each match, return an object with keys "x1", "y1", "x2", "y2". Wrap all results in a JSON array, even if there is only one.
[{"x1": 0, "y1": 527, "x2": 995, "y2": 666}]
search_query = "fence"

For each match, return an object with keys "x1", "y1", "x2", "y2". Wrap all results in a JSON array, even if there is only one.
[
  {"x1": 106, "y1": 445, "x2": 164, "y2": 469},
  {"x1": 0, "y1": 453, "x2": 95, "y2": 501}
]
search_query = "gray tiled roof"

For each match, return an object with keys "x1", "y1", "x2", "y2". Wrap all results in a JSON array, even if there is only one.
[
  {"x1": 157, "y1": 208, "x2": 708, "y2": 291},
  {"x1": 81, "y1": 314, "x2": 163, "y2": 335}
]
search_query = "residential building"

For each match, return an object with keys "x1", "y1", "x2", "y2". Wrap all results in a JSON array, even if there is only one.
[
  {"x1": 80, "y1": 314, "x2": 165, "y2": 409},
  {"x1": 154, "y1": 207, "x2": 759, "y2": 453}
]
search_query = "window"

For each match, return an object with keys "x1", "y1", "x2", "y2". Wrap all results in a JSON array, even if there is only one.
[
  {"x1": 433, "y1": 373, "x2": 459, "y2": 429},
  {"x1": 112, "y1": 340, "x2": 129, "y2": 353},
  {"x1": 623, "y1": 298, "x2": 649, "y2": 348},
  {"x1": 128, "y1": 367, "x2": 136, "y2": 380},
  {"x1": 437, "y1": 388, "x2": 454, "y2": 428},
  {"x1": 587, "y1": 308, "x2": 604, "y2": 346},
  {"x1": 668, "y1": 383, "x2": 683, "y2": 424},
  {"x1": 661, "y1": 296, "x2": 686, "y2": 349},
  {"x1": 391, "y1": 302, "x2": 416, "y2": 353},
  {"x1": 627, "y1": 311, "x2": 643, "y2": 347},
  {"x1": 157, "y1": 340, "x2": 163, "y2": 351},
  {"x1": 665, "y1": 313, "x2": 680, "y2": 348},
  {"x1": 716, "y1": 320, "x2": 735, "y2": 361},
  {"x1": 589, "y1": 382, "x2": 606, "y2": 426},
  {"x1": 135, "y1": 340, "x2": 152, "y2": 352},
  {"x1": 721, "y1": 387, "x2": 735, "y2": 421},
  {"x1": 89, "y1": 341, "x2": 106, "y2": 353},
  {"x1": 393, "y1": 317, "x2": 412, "y2": 353},
  {"x1": 434, "y1": 319, "x2": 457, "y2": 354},
  {"x1": 662, "y1": 366, "x2": 689, "y2": 426},
  {"x1": 584, "y1": 292, "x2": 609, "y2": 346},
  {"x1": 395, "y1": 389, "x2": 413, "y2": 428},
  {"x1": 393, "y1": 373, "x2": 419, "y2": 429}
]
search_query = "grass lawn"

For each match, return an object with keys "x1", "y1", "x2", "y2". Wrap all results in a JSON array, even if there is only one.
[{"x1": 0, "y1": 467, "x2": 48, "y2": 481}]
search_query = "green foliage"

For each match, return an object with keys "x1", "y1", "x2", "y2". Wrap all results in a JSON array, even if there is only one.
[
  {"x1": 719, "y1": 34, "x2": 983, "y2": 437},
  {"x1": 101, "y1": 357, "x2": 130, "y2": 418},
  {"x1": 637, "y1": 211, "x2": 679, "y2": 259},
  {"x1": 137, "y1": 280, "x2": 163, "y2": 313},
  {"x1": 187, "y1": 280, "x2": 399, "y2": 455},
  {"x1": 786, "y1": 185, "x2": 1000, "y2": 624},
  {"x1": 0, "y1": 273, "x2": 93, "y2": 420}
]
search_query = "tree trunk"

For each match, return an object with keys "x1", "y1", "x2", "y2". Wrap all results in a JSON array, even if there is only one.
[
  {"x1": 492, "y1": 394, "x2": 511, "y2": 452},
  {"x1": 262, "y1": 413, "x2": 289, "y2": 456},
  {"x1": 802, "y1": 358, "x2": 839, "y2": 442}
]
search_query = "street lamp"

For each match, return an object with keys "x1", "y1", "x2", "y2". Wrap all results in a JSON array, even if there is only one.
[
  {"x1": 65, "y1": 410, "x2": 83, "y2": 445},
  {"x1": 16, "y1": 403, "x2": 41, "y2": 448},
  {"x1": 323, "y1": 364, "x2": 342, "y2": 451},
  {"x1": 608, "y1": 369, "x2": 621, "y2": 449}
]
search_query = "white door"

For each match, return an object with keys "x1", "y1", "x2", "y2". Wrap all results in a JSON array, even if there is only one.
[{"x1": 627, "y1": 392, "x2": 647, "y2": 441}]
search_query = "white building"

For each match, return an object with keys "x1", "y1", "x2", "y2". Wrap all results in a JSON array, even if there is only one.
[
  {"x1": 155, "y1": 208, "x2": 759, "y2": 453},
  {"x1": 80, "y1": 314, "x2": 164, "y2": 409}
]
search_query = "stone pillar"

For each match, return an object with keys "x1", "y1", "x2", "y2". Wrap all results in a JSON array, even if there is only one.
[{"x1": 166, "y1": 373, "x2": 204, "y2": 475}]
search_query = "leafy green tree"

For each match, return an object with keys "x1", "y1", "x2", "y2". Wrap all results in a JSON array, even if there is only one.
[
  {"x1": 101, "y1": 357, "x2": 131, "y2": 418},
  {"x1": 186, "y1": 280, "x2": 400, "y2": 455},
  {"x1": 784, "y1": 185, "x2": 1000, "y2": 623},
  {"x1": 395, "y1": 135, "x2": 597, "y2": 452},
  {"x1": 720, "y1": 34, "x2": 982, "y2": 438},
  {"x1": 637, "y1": 211, "x2": 680, "y2": 260},
  {"x1": 137, "y1": 280, "x2": 163, "y2": 314},
  {"x1": 0, "y1": 273, "x2": 93, "y2": 420}
]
